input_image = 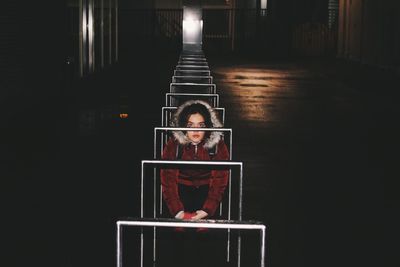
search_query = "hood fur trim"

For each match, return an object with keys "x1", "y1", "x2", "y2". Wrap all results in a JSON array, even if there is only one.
[{"x1": 171, "y1": 100, "x2": 223, "y2": 149}]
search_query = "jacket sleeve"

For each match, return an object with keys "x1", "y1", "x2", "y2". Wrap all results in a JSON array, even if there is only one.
[
  {"x1": 202, "y1": 140, "x2": 230, "y2": 216},
  {"x1": 160, "y1": 138, "x2": 184, "y2": 216}
]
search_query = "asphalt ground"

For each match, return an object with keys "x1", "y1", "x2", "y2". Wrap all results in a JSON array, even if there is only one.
[{"x1": 4, "y1": 51, "x2": 398, "y2": 267}]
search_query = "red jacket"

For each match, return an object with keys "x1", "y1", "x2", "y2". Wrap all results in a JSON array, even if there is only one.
[{"x1": 160, "y1": 137, "x2": 230, "y2": 217}]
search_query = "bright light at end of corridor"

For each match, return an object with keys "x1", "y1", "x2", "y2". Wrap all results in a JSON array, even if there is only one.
[
  {"x1": 182, "y1": 19, "x2": 203, "y2": 44},
  {"x1": 183, "y1": 19, "x2": 198, "y2": 34}
]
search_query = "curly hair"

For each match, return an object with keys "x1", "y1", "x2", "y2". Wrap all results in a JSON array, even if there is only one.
[{"x1": 178, "y1": 102, "x2": 212, "y2": 128}]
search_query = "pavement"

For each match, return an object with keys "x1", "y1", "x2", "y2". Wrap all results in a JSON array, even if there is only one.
[{"x1": 4, "y1": 51, "x2": 398, "y2": 267}]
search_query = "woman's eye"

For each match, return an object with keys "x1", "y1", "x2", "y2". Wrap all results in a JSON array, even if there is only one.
[{"x1": 186, "y1": 122, "x2": 206, "y2": 128}]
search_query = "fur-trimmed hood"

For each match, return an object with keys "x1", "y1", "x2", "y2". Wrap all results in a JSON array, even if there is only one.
[{"x1": 170, "y1": 100, "x2": 223, "y2": 149}]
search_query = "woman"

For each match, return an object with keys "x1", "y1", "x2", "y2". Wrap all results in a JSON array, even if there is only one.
[{"x1": 160, "y1": 100, "x2": 230, "y2": 221}]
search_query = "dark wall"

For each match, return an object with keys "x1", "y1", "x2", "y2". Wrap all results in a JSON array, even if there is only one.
[
  {"x1": 263, "y1": 0, "x2": 296, "y2": 57},
  {"x1": 3, "y1": 1, "x2": 69, "y2": 172},
  {"x1": 338, "y1": 0, "x2": 400, "y2": 70},
  {"x1": 291, "y1": 0, "x2": 329, "y2": 23},
  {"x1": 2, "y1": 1, "x2": 68, "y2": 119},
  {"x1": 119, "y1": 0, "x2": 155, "y2": 8},
  {"x1": 3, "y1": 1, "x2": 69, "y2": 267}
]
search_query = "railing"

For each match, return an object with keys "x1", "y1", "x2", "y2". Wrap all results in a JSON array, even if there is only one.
[
  {"x1": 155, "y1": 9, "x2": 182, "y2": 38},
  {"x1": 291, "y1": 22, "x2": 338, "y2": 57},
  {"x1": 107, "y1": 8, "x2": 338, "y2": 56},
  {"x1": 118, "y1": 8, "x2": 271, "y2": 53}
]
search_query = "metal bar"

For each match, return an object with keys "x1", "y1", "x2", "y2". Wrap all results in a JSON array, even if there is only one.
[
  {"x1": 116, "y1": 222, "x2": 122, "y2": 267},
  {"x1": 153, "y1": 163, "x2": 157, "y2": 262},
  {"x1": 172, "y1": 75, "x2": 212, "y2": 79},
  {"x1": 153, "y1": 126, "x2": 232, "y2": 216},
  {"x1": 227, "y1": 169, "x2": 232, "y2": 262},
  {"x1": 238, "y1": 156, "x2": 244, "y2": 267},
  {"x1": 170, "y1": 82, "x2": 216, "y2": 87},
  {"x1": 141, "y1": 160, "x2": 242, "y2": 217},
  {"x1": 165, "y1": 93, "x2": 219, "y2": 107},
  {"x1": 179, "y1": 61, "x2": 207, "y2": 65},
  {"x1": 117, "y1": 220, "x2": 265, "y2": 230},
  {"x1": 174, "y1": 70, "x2": 211, "y2": 76},
  {"x1": 153, "y1": 127, "x2": 233, "y2": 144},
  {"x1": 116, "y1": 220, "x2": 266, "y2": 267},
  {"x1": 161, "y1": 107, "x2": 225, "y2": 126},
  {"x1": 154, "y1": 126, "x2": 163, "y2": 214},
  {"x1": 178, "y1": 61, "x2": 209, "y2": 66},
  {"x1": 155, "y1": 127, "x2": 163, "y2": 214},
  {"x1": 162, "y1": 106, "x2": 223, "y2": 111},
  {"x1": 179, "y1": 54, "x2": 205, "y2": 58},
  {"x1": 170, "y1": 83, "x2": 216, "y2": 94},
  {"x1": 261, "y1": 227, "x2": 266, "y2": 267},
  {"x1": 170, "y1": 82, "x2": 215, "y2": 87},
  {"x1": 230, "y1": 130, "x2": 233, "y2": 160},
  {"x1": 178, "y1": 58, "x2": 208, "y2": 62},
  {"x1": 180, "y1": 52, "x2": 204, "y2": 55},
  {"x1": 88, "y1": 0, "x2": 94, "y2": 72},
  {"x1": 239, "y1": 160, "x2": 243, "y2": 220},
  {"x1": 142, "y1": 159, "x2": 242, "y2": 264},
  {"x1": 176, "y1": 65, "x2": 209, "y2": 69},
  {"x1": 179, "y1": 57, "x2": 207, "y2": 61},
  {"x1": 238, "y1": 231, "x2": 241, "y2": 267},
  {"x1": 141, "y1": 160, "x2": 242, "y2": 222},
  {"x1": 153, "y1": 127, "x2": 232, "y2": 162},
  {"x1": 161, "y1": 108, "x2": 166, "y2": 127},
  {"x1": 154, "y1": 126, "x2": 232, "y2": 132},
  {"x1": 172, "y1": 75, "x2": 213, "y2": 83},
  {"x1": 140, "y1": 161, "x2": 144, "y2": 267}
]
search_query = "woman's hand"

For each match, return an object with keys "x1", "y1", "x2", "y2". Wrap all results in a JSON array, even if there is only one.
[
  {"x1": 175, "y1": 211, "x2": 197, "y2": 220},
  {"x1": 191, "y1": 210, "x2": 208, "y2": 220},
  {"x1": 174, "y1": 211, "x2": 185, "y2": 219}
]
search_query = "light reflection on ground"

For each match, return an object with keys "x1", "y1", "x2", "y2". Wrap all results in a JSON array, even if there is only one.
[
  {"x1": 213, "y1": 65, "x2": 314, "y2": 123},
  {"x1": 213, "y1": 63, "x2": 328, "y2": 127}
]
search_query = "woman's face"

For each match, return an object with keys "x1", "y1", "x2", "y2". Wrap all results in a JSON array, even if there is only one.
[{"x1": 186, "y1": 113, "x2": 206, "y2": 144}]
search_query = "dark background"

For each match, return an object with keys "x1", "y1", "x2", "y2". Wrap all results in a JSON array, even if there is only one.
[{"x1": 2, "y1": 1, "x2": 397, "y2": 267}]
